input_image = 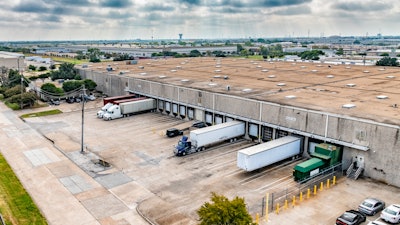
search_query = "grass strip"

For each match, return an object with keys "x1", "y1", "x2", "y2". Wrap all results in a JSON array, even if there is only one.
[
  {"x1": 0, "y1": 153, "x2": 47, "y2": 225},
  {"x1": 20, "y1": 109, "x2": 62, "y2": 118}
]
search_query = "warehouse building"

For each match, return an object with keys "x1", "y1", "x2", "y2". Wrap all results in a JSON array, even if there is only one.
[
  {"x1": 0, "y1": 51, "x2": 25, "y2": 71},
  {"x1": 77, "y1": 57, "x2": 400, "y2": 187}
]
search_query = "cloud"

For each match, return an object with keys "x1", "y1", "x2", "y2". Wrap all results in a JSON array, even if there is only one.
[
  {"x1": 271, "y1": 5, "x2": 311, "y2": 15},
  {"x1": 13, "y1": 1, "x2": 49, "y2": 13},
  {"x1": 99, "y1": 0, "x2": 133, "y2": 8},
  {"x1": 332, "y1": 1, "x2": 392, "y2": 12},
  {"x1": 257, "y1": 0, "x2": 312, "y2": 7},
  {"x1": 140, "y1": 3, "x2": 175, "y2": 12}
]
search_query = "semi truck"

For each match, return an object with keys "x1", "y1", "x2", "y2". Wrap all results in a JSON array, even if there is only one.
[
  {"x1": 97, "y1": 97, "x2": 146, "y2": 119},
  {"x1": 97, "y1": 94, "x2": 137, "y2": 118},
  {"x1": 237, "y1": 136, "x2": 301, "y2": 172},
  {"x1": 174, "y1": 120, "x2": 245, "y2": 156},
  {"x1": 103, "y1": 98, "x2": 156, "y2": 120}
]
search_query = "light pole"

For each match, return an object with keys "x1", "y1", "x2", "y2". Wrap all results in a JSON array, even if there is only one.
[
  {"x1": 81, "y1": 85, "x2": 86, "y2": 154},
  {"x1": 17, "y1": 56, "x2": 23, "y2": 109}
]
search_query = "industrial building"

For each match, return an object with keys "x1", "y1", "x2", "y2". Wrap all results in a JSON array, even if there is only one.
[
  {"x1": 77, "y1": 57, "x2": 400, "y2": 187},
  {"x1": 0, "y1": 51, "x2": 25, "y2": 71}
]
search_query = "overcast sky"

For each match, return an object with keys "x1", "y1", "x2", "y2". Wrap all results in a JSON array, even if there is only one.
[{"x1": 1, "y1": 0, "x2": 399, "y2": 41}]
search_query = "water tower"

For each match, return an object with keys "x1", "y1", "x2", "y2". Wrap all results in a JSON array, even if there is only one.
[{"x1": 179, "y1": 33, "x2": 183, "y2": 40}]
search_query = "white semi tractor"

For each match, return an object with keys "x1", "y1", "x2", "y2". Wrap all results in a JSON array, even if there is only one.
[
  {"x1": 174, "y1": 120, "x2": 245, "y2": 156},
  {"x1": 237, "y1": 136, "x2": 301, "y2": 172},
  {"x1": 97, "y1": 97, "x2": 146, "y2": 118},
  {"x1": 103, "y1": 98, "x2": 156, "y2": 120}
]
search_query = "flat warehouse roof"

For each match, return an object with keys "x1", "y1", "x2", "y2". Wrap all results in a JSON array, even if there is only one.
[{"x1": 81, "y1": 57, "x2": 400, "y2": 125}]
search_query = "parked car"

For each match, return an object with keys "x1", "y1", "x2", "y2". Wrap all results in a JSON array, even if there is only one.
[
  {"x1": 192, "y1": 121, "x2": 207, "y2": 128},
  {"x1": 336, "y1": 210, "x2": 366, "y2": 225},
  {"x1": 380, "y1": 204, "x2": 400, "y2": 223},
  {"x1": 49, "y1": 99, "x2": 60, "y2": 105},
  {"x1": 166, "y1": 128, "x2": 183, "y2": 138},
  {"x1": 367, "y1": 220, "x2": 387, "y2": 225},
  {"x1": 66, "y1": 97, "x2": 75, "y2": 104},
  {"x1": 358, "y1": 198, "x2": 385, "y2": 216}
]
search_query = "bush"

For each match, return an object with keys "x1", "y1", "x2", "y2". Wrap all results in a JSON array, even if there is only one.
[{"x1": 4, "y1": 85, "x2": 24, "y2": 98}]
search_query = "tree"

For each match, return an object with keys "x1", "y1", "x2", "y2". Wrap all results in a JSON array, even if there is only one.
[
  {"x1": 87, "y1": 48, "x2": 101, "y2": 63},
  {"x1": 28, "y1": 65, "x2": 37, "y2": 71},
  {"x1": 336, "y1": 48, "x2": 344, "y2": 56},
  {"x1": 197, "y1": 192, "x2": 255, "y2": 225},
  {"x1": 83, "y1": 79, "x2": 97, "y2": 91},
  {"x1": 51, "y1": 63, "x2": 76, "y2": 80},
  {"x1": 41, "y1": 83, "x2": 63, "y2": 95},
  {"x1": 376, "y1": 57, "x2": 399, "y2": 66},
  {"x1": 62, "y1": 80, "x2": 82, "y2": 92},
  {"x1": 38, "y1": 66, "x2": 47, "y2": 71},
  {"x1": 189, "y1": 50, "x2": 201, "y2": 57}
]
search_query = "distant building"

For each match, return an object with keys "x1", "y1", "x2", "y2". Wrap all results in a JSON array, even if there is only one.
[{"x1": 0, "y1": 51, "x2": 25, "y2": 71}]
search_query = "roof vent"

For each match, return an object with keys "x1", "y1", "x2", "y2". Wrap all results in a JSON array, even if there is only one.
[
  {"x1": 316, "y1": 65, "x2": 323, "y2": 67},
  {"x1": 326, "y1": 75, "x2": 334, "y2": 78},
  {"x1": 387, "y1": 75, "x2": 396, "y2": 79},
  {"x1": 138, "y1": 66, "x2": 144, "y2": 69},
  {"x1": 363, "y1": 70, "x2": 370, "y2": 73},
  {"x1": 170, "y1": 69, "x2": 177, "y2": 72},
  {"x1": 257, "y1": 65, "x2": 262, "y2": 68},
  {"x1": 379, "y1": 68, "x2": 385, "y2": 71},
  {"x1": 300, "y1": 66, "x2": 306, "y2": 68},
  {"x1": 311, "y1": 69, "x2": 318, "y2": 72},
  {"x1": 176, "y1": 66, "x2": 182, "y2": 69},
  {"x1": 215, "y1": 65, "x2": 221, "y2": 68},
  {"x1": 342, "y1": 104, "x2": 356, "y2": 109},
  {"x1": 376, "y1": 95, "x2": 388, "y2": 99},
  {"x1": 140, "y1": 72, "x2": 147, "y2": 76},
  {"x1": 277, "y1": 83, "x2": 286, "y2": 86},
  {"x1": 159, "y1": 75, "x2": 167, "y2": 79},
  {"x1": 242, "y1": 88, "x2": 252, "y2": 92},
  {"x1": 346, "y1": 83, "x2": 356, "y2": 87},
  {"x1": 345, "y1": 66, "x2": 351, "y2": 69},
  {"x1": 214, "y1": 69, "x2": 221, "y2": 72},
  {"x1": 268, "y1": 75, "x2": 276, "y2": 78},
  {"x1": 262, "y1": 69, "x2": 269, "y2": 72},
  {"x1": 208, "y1": 83, "x2": 217, "y2": 86},
  {"x1": 213, "y1": 75, "x2": 221, "y2": 78},
  {"x1": 181, "y1": 79, "x2": 189, "y2": 82},
  {"x1": 285, "y1": 95, "x2": 296, "y2": 99}
]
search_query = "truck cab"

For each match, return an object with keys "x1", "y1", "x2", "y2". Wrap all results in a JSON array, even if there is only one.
[
  {"x1": 103, "y1": 105, "x2": 122, "y2": 120},
  {"x1": 97, "y1": 103, "x2": 114, "y2": 118},
  {"x1": 174, "y1": 136, "x2": 191, "y2": 156}
]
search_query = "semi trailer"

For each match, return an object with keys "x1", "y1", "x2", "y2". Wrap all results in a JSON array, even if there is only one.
[
  {"x1": 102, "y1": 94, "x2": 136, "y2": 105},
  {"x1": 174, "y1": 120, "x2": 245, "y2": 156},
  {"x1": 237, "y1": 136, "x2": 302, "y2": 172},
  {"x1": 97, "y1": 97, "x2": 146, "y2": 118},
  {"x1": 103, "y1": 98, "x2": 156, "y2": 120}
]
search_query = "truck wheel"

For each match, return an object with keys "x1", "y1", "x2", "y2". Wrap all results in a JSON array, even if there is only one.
[{"x1": 182, "y1": 152, "x2": 186, "y2": 156}]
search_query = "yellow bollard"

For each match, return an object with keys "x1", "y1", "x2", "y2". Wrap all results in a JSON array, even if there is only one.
[
  {"x1": 320, "y1": 182, "x2": 323, "y2": 191},
  {"x1": 284, "y1": 199, "x2": 288, "y2": 210},
  {"x1": 333, "y1": 176, "x2": 336, "y2": 185},
  {"x1": 327, "y1": 179, "x2": 330, "y2": 189},
  {"x1": 307, "y1": 189, "x2": 310, "y2": 199},
  {"x1": 300, "y1": 192, "x2": 303, "y2": 201},
  {"x1": 314, "y1": 185, "x2": 317, "y2": 195},
  {"x1": 256, "y1": 213, "x2": 259, "y2": 224},
  {"x1": 276, "y1": 203, "x2": 280, "y2": 214},
  {"x1": 292, "y1": 196, "x2": 296, "y2": 207}
]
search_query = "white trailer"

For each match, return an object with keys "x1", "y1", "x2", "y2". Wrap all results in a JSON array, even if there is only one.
[
  {"x1": 103, "y1": 99, "x2": 156, "y2": 120},
  {"x1": 237, "y1": 136, "x2": 301, "y2": 172},
  {"x1": 174, "y1": 121, "x2": 245, "y2": 155}
]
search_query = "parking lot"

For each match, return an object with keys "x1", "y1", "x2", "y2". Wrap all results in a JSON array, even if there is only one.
[{"x1": 5, "y1": 99, "x2": 400, "y2": 225}]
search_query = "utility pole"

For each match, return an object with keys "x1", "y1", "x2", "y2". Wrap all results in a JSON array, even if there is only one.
[
  {"x1": 81, "y1": 85, "x2": 86, "y2": 154},
  {"x1": 17, "y1": 56, "x2": 23, "y2": 109}
]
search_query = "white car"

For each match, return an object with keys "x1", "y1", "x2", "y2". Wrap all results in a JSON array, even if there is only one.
[
  {"x1": 367, "y1": 220, "x2": 388, "y2": 225},
  {"x1": 380, "y1": 204, "x2": 400, "y2": 223}
]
